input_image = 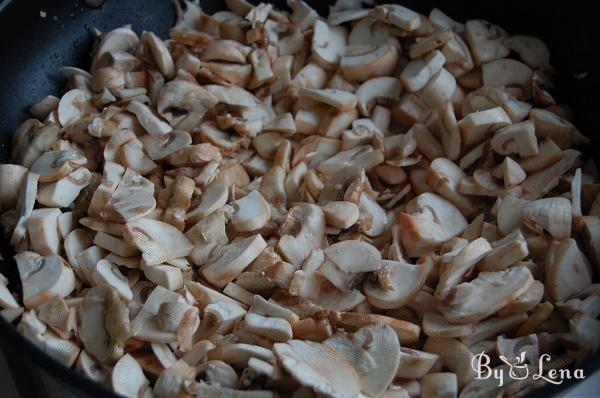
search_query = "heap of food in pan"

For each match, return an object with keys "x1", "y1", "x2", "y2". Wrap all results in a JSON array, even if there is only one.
[{"x1": 1, "y1": 0, "x2": 599, "y2": 397}]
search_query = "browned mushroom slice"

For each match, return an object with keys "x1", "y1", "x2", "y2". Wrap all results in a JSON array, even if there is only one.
[
  {"x1": 124, "y1": 218, "x2": 193, "y2": 265},
  {"x1": 277, "y1": 203, "x2": 325, "y2": 266},
  {"x1": 478, "y1": 229, "x2": 529, "y2": 272},
  {"x1": 340, "y1": 40, "x2": 399, "y2": 83},
  {"x1": 157, "y1": 80, "x2": 218, "y2": 131},
  {"x1": 167, "y1": 143, "x2": 222, "y2": 167},
  {"x1": 356, "y1": 76, "x2": 403, "y2": 116},
  {"x1": 440, "y1": 266, "x2": 533, "y2": 324},
  {"x1": 26, "y1": 208, "x2": 61, "y2": 255},
  {"x1": 201, "y1": 234, "x2": 267, "y2": 288},
  {"x1": 126, "y1": 101, "x2": 172, "y2": 136},
  {"x1": 30, "y1": 149, "x2": 87, "y2": 182},
  {"x1": 458, "y1": 106, "x2": 511, "y2": 147},
  {"x1": 318, "y1": 240, "x2": 381, "y2": 291},
  {"x1": 435, "y1": 237, "x2": 492, "y2": 300},
  {"x1": 231, "y1": 190, "x2": 271, "y2": 232},
  {"x1": 37, "y1": 167, "x2": 92, "y2": 208},
  {"x1": 397, "y1": 193, "x2": 468, "y2": 257},
  {"x1": 273, "y1": 340, "x2": 361, "y2": 398},
  {"x1": 546, "y1": 238, "x2": 593, "y2": 302},
  {"x1": 363, "y1": 259, "x2": 431, "y2": 309},
  {"x1": 522, "y1": 197, "x2": 572, "y2": 239},
  {"x1": 15, "y1": 253, "x2": 75, "y2": 309},
  {"x1": 372, "y1": 4, "x2": 421, "y2": 31},
  {"x1": 324, "y1": 324, "x2": 400, "y2": 397}
]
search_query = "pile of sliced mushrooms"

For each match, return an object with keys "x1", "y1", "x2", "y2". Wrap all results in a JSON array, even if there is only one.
[{"x1": 1, "y1": 0, "x2": 599, "y2": 397}]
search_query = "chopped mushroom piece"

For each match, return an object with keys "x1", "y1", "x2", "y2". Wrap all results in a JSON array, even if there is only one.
[
  {"x1": 522, "y1": 197, "x2": 572, "y2": 239},
  {"x1": 318, "y1": 240, "x2": 382, "y2": 291},
  {"x1": 124, "y1": 218, "x2": 193, "y2": 265},
  {"x1": 546, "y1": 238, "x2": 593, "y2": 302},
  {"x1": 16, "y1": 253, "x2": 75, "y2": 309}
]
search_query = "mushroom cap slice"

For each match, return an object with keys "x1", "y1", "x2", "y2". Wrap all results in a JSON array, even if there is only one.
[
  {"x1": 124, "y1": 218, "x2": 193, "y2": 265},
  {"x1": 400, "y1": 50, "x2": 446, "y2": 93},
  {"x1": 318, "y1": 240, "x2": 382, "y2": 291},
  {"x1": 186, "y1": 178, "x2": 229, "y2": 224},
  {"x1": 206, "y1": 84, "x2": 259, "y2": 107},
  {"x1": 57, "y1": 89, "x2": 94, "y2": 127},
  {"x1": 364, "y1": 259, "x2": 432, "y2": 309},
  {"x1": 126, "y1": 101, "x2": 173, "y2": 136},
  {"x1": 355, "y1": 76, "x2": 403, "y2": 116},
  {"x1": 16, "y1": 253, "x2": 75, "y2": 309},
  {"x1": 546, "y1": 238, "x2": 593, "y2": 302},
  {"x1": 231, "y1": 190, "x2": 271, "y2": 232},
  {"x1": 322, "y1": 201, "x2": 360, "y2": 229},
  {"x1": 341, "y1": 41, "x2": 399, "y2": 83},
  {"x1": 522, "y1": 197, "x2": 572, "y2": 239},
  {"x1": 30, "y1": 149, "x2": 87, "y2": 182},
  {"x1": 482, "y1": 59, "x2": 533, "y2": 96},
  {"x1": 37, "y1": 167, "x2": 92, "y2": 208},
  {"x1": 112, "y1": 353, "x2": 149, "y2": 398},
  {"x1": 324, "y1": 324, "x2": 401, "y2": 397},
  {"x1": 311, "y1": 20, "x2": 348, "y2": 70},
  {"x1": 396, "y1": 347, "x2": 439, "y2": 379},
  {"x1": 299, "y1": 88, "x2": 357, "y2": 112},
  {"x1": 11, "y1": 172, "x2": 39, "y2": 246},
  {"x1": 157, "y1": 81, "x2": 218, "y2": 130},
  {"x1": 373, "y1": 4, "x2": 421, "y2": 31},
  {"x1": 277, "y1": 203, "x2": 325, "y2": 266},
  {"x1": 141, "y1": 31, "x2": 175, "y2": 79},
  {"x1": 440, "y1": 266, "x2": 533, "y2": 324},
  {"x1": 397, "y1": 193, "x2": 468, "y2": 257},
  {"x1": 464, "y1": 20, "x2": 509, "y2": 65},
  {"x1": 273, "y1": 339, "x2": 361, "y2": 398},
  {"x1": 26, "y1": 208, "x2": 62, "y2": 255},
  {"x1": 201, "y1": 234, "x2": 267, "y2": 288}
]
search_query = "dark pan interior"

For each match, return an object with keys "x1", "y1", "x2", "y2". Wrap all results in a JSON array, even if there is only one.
[{"x1": 0, "y1": 0, "x2": 599, "y2": 397}]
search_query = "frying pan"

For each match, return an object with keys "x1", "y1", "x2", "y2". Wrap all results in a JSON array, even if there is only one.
[{"x1": 0, "y1": 0, "x2": 598, "y2": 397}]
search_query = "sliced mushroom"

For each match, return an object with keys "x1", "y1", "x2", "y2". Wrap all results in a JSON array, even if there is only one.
[
  {"x1": 124, "y1": 218, "x2": 193, "y2": 265},
  {"x1": 202, "y1": 234, "x2": 267, "y2": 288},
  {"x1": 322, "y1": 201, "x2": 360, "y2": 230},
  {"x1": 157, "y1": 80, "x2": 218, "y2": 131},
  {"x1": 340, "y1": 40, "x2": 399, "y2": 83},
  {"x1": 529, "y1": 108, "x2": 576, "y2": 149},
  {"x1": 277, "y1": 204, "x2": 325, "y2": 266},
  {"x1": 186, "y1": 178, "x2": 229, "y2": 224},
  {"x1": 491, "y1": 120, "x2": 538, "y2": 157},
  {"x1": 427, "y1": 157, "x2": 477, "y2": 217},
  {"x1": 11, "y1": 172, "x2": 39, "y2": 246},
  {"x1": 397, "y1": 193, "x2": 468, "y2": 257},
  {"x1": 231, "y1": 190, "x2": 271, "y2": 232},
  {"x1": 141, "y1": 31, "x2": 175, "y2": 79},
  {"x1": 464, "y1": 20, "x2": 509, "y2": 65},
  {"x1": 440, "y1": 266, "x2": 533, "y2": 324},
  {"x1": 112, "y1": 353, "x2": 149, "y2": 398},
  {"x1": 482, "y1": 59, "x2": 533, "y2": 97},
  {"x1": 318, "y1": 145, "x2": 384, "y2": 177},
  {"x1": 0, "y1": 164, "x2": 28, "y2": 210},
  {"x1": 372, "y1": 4, "x2": 421, "y2": 31},
  {"x1": 311, "y1": 20, "x2": 348, "y2": 71},
  {"x1": 58, "y1": 89, "x2": 95, "y2": 127},
  {"x1": 418, "y1": 68, "x2": 457, "y2": 108},
  {"x1": 522, "y1": 197, "x2": 572, "y2": 239},
  {"x1": 506, "y1": 35, "x2": 551, "y2": 68},
  {"x1": 299, "y1": 88, "x2": 357, "y2": 112},
  {"x1": 318, "y1": 240, "x2": 381, "y2": 291},
  {"x1": 422, "y1": 312, "x2": 475, "y2": 338},
  {"x1": 458, "y1": 106, "x2": 511, "y2": 147},
  {"x1": 30, "y1": 149, "x2": 87, "y2": 182},
  {"x1": 126, "y1": 101, "x2": 172, "y2": 136},
  {"x1": 26, "y1": 208, "x2": 61, "y2": 255},
  {"x1": 546, "y1": 238, "x2": 593, "y2": 302},
  {"x1": 478, "y1": 229, "x2": 529, "y2": 272},
  {"x1": 355, "y1": 76, "x2": 403, "y2": 116},
  {"x1": 93, "y1": 259, "x2": 134, "y2": 300},
  {"x1": 37, "y1": 167, "x2": 92, "y2": 208}
]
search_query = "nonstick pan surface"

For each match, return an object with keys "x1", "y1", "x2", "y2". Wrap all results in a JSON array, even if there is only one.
[{"x1": 0, "y1": 1, "x2": 599, "y2": 397}]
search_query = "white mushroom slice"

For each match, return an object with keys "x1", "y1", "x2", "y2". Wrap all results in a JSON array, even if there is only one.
[
  {"x1": 418, "y1": 68, "x2": 457, "y2": 108},
  {"x1": 248, "y1": 48, "x2": 274, "y2": 89},
  {"x1": 324, "y1": 324, "x2": 400, "y2": 397},
  {"x1": 522, "y1": 197, "x2": 572, "y2": 239},
  {"x1": 16, "y1": 253, "x2": 75, "y2": 309},
  {"x1": 277, "y1": 204, "x2": 325, "y2": 266},
  {"x1": 26, "y1": 208, "x2": 61, "y2": 255},
  {"x1": 500, "y1": 157, "x2": 527, "y2": 187},
  {"x1": 201, "y1": 301, "x2": 246, "y2": 337},
  {"x1": 427, "y1": 157, "x2": 477, "y2": 216},
  {"x1": 239, "y1": 313, "x2": 293, "y2": 342},
  {"x1": 438, "y1": 101, "x2": 461, "y2": 160},
  {"x1": 435, "y1": 237, "x2": 492, "y2": 300},
  {"x1": 496, "y1": 196, "x2": 529, "y2": 235},
  {"x1": 199, "y1": 39, "x2": 251, "y2": 63},
  {"x1": 11, "y1": 172, "x2": 39, "y2": 246},
  {"x1": 64, "y1": 229, "x2": 94, "y2": 281},
  {"x1": 112, "y1": 353, "x2": 150, "y2": 398},
  {"x1": 288, "y1": 0, "x2": 318, "y2": 30},
  {"x1": 364, "y1": 259, "x2": 431, "y2": 309},
  {"x1": 372, "y1": 4, "x2": 421, "y2": 31},
  {"x1": 250, "y1": 295, "x2": 298, "y2": 324},
  {"x1": 273, "y1": 340, "x2": 361, "y2": 398},
  {"x1": 299, "y1": 88, "x2": 357, "y2": 112},
  {"x1": 482, "y1": 59, "x2": 533, "y2": 96},
  {"x1": 546, "y1": 238, "x2": 593, "y2": 302},
  {"x1": 478, "y1": 229, "x2": 529, "y2": 272},
  {"x1": 124, "y1": 218, "x2": 193, "y2": 265},
  {"x1": 396, "y1": 348, "x2": 439, "y2": 380},
  {"x1": 142, "y1": 263, "x2": 184, "y2": 291},
  {"x1": 94, "y1": 231, "x2": 139, "y2": 258},
  {"x1": 458, "y1": 106, "x2": 511, "y2": 146},
  {"x1": 231, "y1": 190, "x2": 271, "y2": 232},
  {"x1": 318, "y1": 145, "x2": 384, "y2": 177},
  {"x1": 186, "y1": 178, "x2": 229, "y2": 224},
  {"x1": 464, "y1": 20, "x2": 509, "y2": 65},
  {"x1": 340, "y1": 41, "x2": 399, "y2": 83},
  {"x1": 422, "y1": 337, "x2": 475, "y2": 388},
  {"x1": 93, "y1": 259, "x2": 133, "y2": 300},
  {"x1": 0, "y1": 164, "x2": 28, "y2": 210},
  {"x1": 422, "y1": 312, "x2": 475, "y2": 338},
  {"x1": 58, "y1": 89, "x2": 94, "y2": 127},
  {"x1": 319, "y1": 109, "x2": 359, "y2": 138},
  {"x1": 521, "y1": 149, "x2": 581, "y2": 200},
  {"x1": 207, "y1": 342, "x2": 275, "y2": 366},
  {"x1": 322, "y1": 201, "x2": 360, "y2": 229},
  {"x1": 328, "y1": 8, "x2": 370, "y2": 26},
  {"x1": 358, "y1": 193, "x2": 387, "y2": 237},
  {"x1": 491, "y1": 120, "x2": 538, "y2": 157},
  {"x1": 429, "y1": 8, "x2": 464, "y2": 31},
  {"x1": 157, "y1": 81, "x2": 218, "y2": 131},
  {"x1": 126, "y1": 101, "x2": 172, "y2": 136},
  {"x1": 409, "y1": 29, "x2": 454, "y2": 59},
  {"x1": 202, "y1": 235, "x2": 267, "y2": 288},
  {"x1": 30, "y1": 95, "x2": 60, "y2": 120},
  {"x1": 355, "y1": 76, "x2": 402, "y2": 116},
  {"x1": 318, "y1": 240, "x2": 382, "y2": 291},
  {"x1": 141, "y1": 31, "x2": 175, "y2": 79},
  {"x1": 529, "y1": 108, "x2": 576, "y2": 149},
  {"x1": 206, "y1": 84, "x2": 259, "y2": 107},
  {"x1": 440, "y1": 266, "x2": 533, "y2": 324},
  {"x1": 420, "y1": 373, "x2": 457, "y2": 398},
  {"x1": 311, "y1": 20, "x2": 348, "y2": 70},
  {"x1": 401, "y1": 50, "x2": 446, "y2": 93},
  {"x1": 506, "y1": 35, "x2": 551, "y2": 68},
  {"x1": 397, "y1": 193, "x2": 468, "y2": 257},
  {"x1": 30, "y1": 149, "x2": 87, "y2": 182},
  {"x1": 37, "y1": 167, "x2": 92, "y2": 208}
]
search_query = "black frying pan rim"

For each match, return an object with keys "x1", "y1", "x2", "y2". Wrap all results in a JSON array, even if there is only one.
[{"x1": 0, "y1": 0, "x2": 598, "y2": 397}]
